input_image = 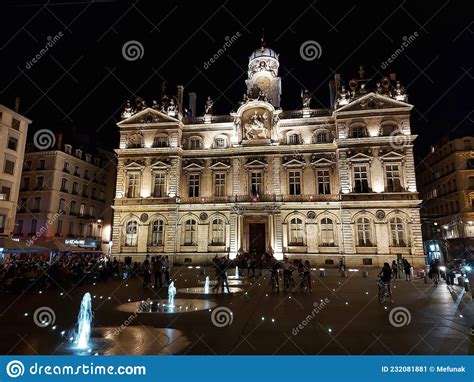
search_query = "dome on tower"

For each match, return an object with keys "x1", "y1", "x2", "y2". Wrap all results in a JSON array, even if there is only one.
[{"x1": 249, "y1": 46, "x2": 279, "y2": 61}]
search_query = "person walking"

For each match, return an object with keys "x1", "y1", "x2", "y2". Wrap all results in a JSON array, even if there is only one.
[
  {"x1": 403, "y1": 259, "x2": 411, "y2": 281},
  {"x1": 303, "y1": 260, "x2": 312, "y2": 292},
  {"x1": 391, "y1": 260, "x2": 398, "y2": 280}
]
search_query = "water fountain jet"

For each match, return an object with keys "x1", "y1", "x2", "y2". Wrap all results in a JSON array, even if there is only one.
[{"x1": 75, "y1": 292, "x2": 92, "y2": 350}]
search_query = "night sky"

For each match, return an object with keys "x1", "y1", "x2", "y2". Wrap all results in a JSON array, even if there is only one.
[{"x1": 0, "y1": 0, "x2": 472, "y2": 160}]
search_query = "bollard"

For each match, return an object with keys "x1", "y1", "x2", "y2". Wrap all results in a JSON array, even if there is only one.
[
  {"x1": 457, "y1": 276, "x2": 465, "y2": 287},
  {"x1": 424, "y1": 275, "x2": 428, "y2": 284},
  {"x1": 363, "y1": 271, "x2": 369, "y2": 278},
  {"x1": 342, "y1": 271, "x2": 348, "y2": 278},
  {"x1": 319, "y1": 269, "x2": 326, "y2": 277},
  {"x1": 464, "y1": 279, "x2": 470, "y2": 292}
]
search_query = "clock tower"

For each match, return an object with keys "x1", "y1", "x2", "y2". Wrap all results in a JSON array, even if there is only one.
[{"x1": 245, "y1": 43, "x2": 282, "y2": 107}]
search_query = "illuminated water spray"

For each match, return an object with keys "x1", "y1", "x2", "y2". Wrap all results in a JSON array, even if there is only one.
[
  {"x1": 168, "y1": 282, "x2": 176, "y2": 307},
  {"x1": 75, "y1": 292, "x2": 92, "y2": 350},
  {"x1": 235, "y1": 266, "x2": 239, "y2": 278},
  {"x1": 204, "y1": 276, "x2": 210, "y2": 293}
]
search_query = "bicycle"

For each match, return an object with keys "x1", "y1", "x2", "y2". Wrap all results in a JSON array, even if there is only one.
[{"x1": 377, "y1": 278, "x2": 390, "y2": 304}]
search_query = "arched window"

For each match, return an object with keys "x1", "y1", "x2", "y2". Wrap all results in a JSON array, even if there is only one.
[
  {"x1": 390, "y1": 217, "x2": 407, "y2": 246},
  {"x1": 289, "y1": 218, "x2": 304, "y2": 245},
  {"x1": 356, "y1": 217, "x2": 373, "y2": 246},
  {"x1": 150, "y1": 220, "x2": 164, "y2": 246},
  {"x1": 153, "y1": 135, "x2": 168, "y2": 148},
  {"x1": 381, "y1": 124, "x2": 398, "y2": 136},
  {"x1": 127, "y1": 134, "x2": 143, "y2": 148},
  {"x1": 124, "y1": 220, "x2": 138, "y2": 246},
  {"x1": 183, "y1": 219, "x2": 197, "y2": 245},
  {"x1": 189, "y1": 137, "x2": 202, "y2": 150},
  {"x1": 211, "y1": 218, "x2": 225, "y2": 245},
  {"x1": 350, "y1": 126, "x2": 367, "y2": 138},
  {"x1": 315, "y1": 131, "x2": 329, "y2": 143},
  {"x1": 288, "y1": 133, "x2": 300, "y2": 145},
  {"x1": 320, "y1": 218, "x2": 335, "y2": 246}
]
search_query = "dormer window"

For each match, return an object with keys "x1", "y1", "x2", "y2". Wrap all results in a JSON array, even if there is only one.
[
  {"x1": 288, "y1": 133, "x2": 300, "y2": 145},
  {"x1": 93, "y1": 158, "x2": 100, "y2": 166},
  {"x1": 153, "y1": 136, "x2": 168, "y2": 148},
  {"x1": 350, "y1": 126, "x2": 367, "y2": 138},
  {"x1": 189, "y1": 137, "x2": 202, "y2": 150},
  {"x1": 214, "y1": 137, "x2": 226, "y2": 148},
  {"x1": 314, "y1": 131, "x2": 329, "y2": 143},
  {"x1": 75, "y1": 149, "x2": 82, "y2": 159},
  {"x1": 64, "y1": 144, "x2": 72, "y2": 155},
  {"x1": 85, "y1": 154, "x2": 91, "y2": 163}
]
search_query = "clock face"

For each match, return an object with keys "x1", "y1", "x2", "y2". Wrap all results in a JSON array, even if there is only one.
[{"x1": 256, "y1": 76, "x2": 271, "y2": 91}]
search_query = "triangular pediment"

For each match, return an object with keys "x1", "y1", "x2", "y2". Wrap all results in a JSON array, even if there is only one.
[
  {"x1": 311, "y1": 157, "x2": 335, "y2": 166},
  {"x1": 244, "y1": 159, "x2": 268, "y2": 169},
  {"x1": 183, "y1": 163, "x2": 204, "y2": 172},
  {"x1": 348, "y1": 152, "x2": 372, "y2": 161},
  {"x1": 380, "y1": 151, "x2": 405, "y2": 161},
  {"x1": 118, "y1": 108, "x2": 179, "y2": 126},
  {"x1": 124, "y1": 161, "x2": 145, "y2": 170},
  {"x1": 335, "y1": 93, "x2": 412, "y2": 113},
  {"x1": 209, "y1": 161, "x2": 231, "y2": 170},
  {"x1": 283, "y1": 158, "x2": 306, "y2": 168},
  {"x1": 151, "y1": 160, "x2": 171, "y2": 170}
]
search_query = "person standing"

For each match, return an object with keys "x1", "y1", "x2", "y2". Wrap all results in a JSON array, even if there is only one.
[
  {"x1": 162, "y1": 256, "x2": 170, "y2": 285},
  {"x1": 142, "y1": 255, "x2": 151, "y2": 287},
  {"x1": 403, "y1": 259, "x2": 411, "y2": 281},
  {"x1": 391, "y1": 260, "x2": 398, "y2": 279},
  {"x1": 153, "y1": 256, "x2": 163, "y2": 289},
  {"x1": 303, "y1": 260, "x2": 312, "y2": 292}
]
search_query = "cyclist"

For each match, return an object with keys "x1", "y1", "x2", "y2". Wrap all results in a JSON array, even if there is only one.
[{"x1": 377, "y1": 262, "x2": 393, "y2": 303}]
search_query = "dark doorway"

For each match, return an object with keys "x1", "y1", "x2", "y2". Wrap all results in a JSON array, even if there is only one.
[{"x1": 249, "y1": 223, "x2": 266, "y2": 254}]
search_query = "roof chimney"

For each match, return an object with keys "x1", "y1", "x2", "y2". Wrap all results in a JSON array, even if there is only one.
[
  {"x1": 334, "y1": 74, "x2": 341, "y2": 93},
  {"x1": 389, "y1": 73, "x2": 397, "y2": 81},
  {"x1": 177, "y1": 85, "x2": 184, "y2": 113},
  {"x1": 14, "y1": 97, "x2": 20, "y2": 113},
  {"x1": 329, "y1": 80, "x2": 336, "y2": 108},
  {"x1": 188, "y1": 92, "x2": 197, "y2": 117}
]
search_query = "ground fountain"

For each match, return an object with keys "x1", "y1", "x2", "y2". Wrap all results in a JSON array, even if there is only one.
[
  {"x1": 204, "y1": 276, "x2": 210, "y2": 293},
  {"x1": 167, "y1": 281, "x2": 177, "y2": 307},
  {"x1": 74, "y1": 292, "x2": 92, "y2": 350}
]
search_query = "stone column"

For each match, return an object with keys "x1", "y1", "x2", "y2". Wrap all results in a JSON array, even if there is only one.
[
  {"x1": 232, "y1": 158, "x2": 241, "y2": 196},
  {"x1": 273, "y1": 212, "x2": 283, "y2": 259},
  {"x1": 168, "y1": 157, "x2": 181, "y2": 197},
  {"x1": 272, "y1": 157, "x2": 282, "y2": 195},
  {"x1": 404, "y1": 146, "x2": 417, "y2": 192},
  {"x1": 338, "y1": 150, "x2": 351, "y2": 194}
]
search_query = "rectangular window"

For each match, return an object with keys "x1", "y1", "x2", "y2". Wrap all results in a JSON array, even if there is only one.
[
  {"x1": 214, "y1": 137, "x2": 226, "y2": 148},
  {"x1": 385, "y1": 164, "x2": 401, "y2": 192},
  {"x1": 0, "y1": 215, "x2": 6, "y2": 234},
  {"x1": 35, "y1": 176, "x2": 44, "y2": 190},
  {"x1": 70, "y1": 200, "x2": 76, "y2": 215},
  {"x1": 58, "y1": 198, "x2": 65, "y2": 212},
  {"x1": 21, "y1": 177, "x2": 30, "y2": 191},
  {"x1": 288, "y1": 170, "x2": 302, "y2": 195},
  {"x1": 153, "y1": 172, "x2": 166, "y2": 197},
  {"x1": 188, "y1": 173, "x2": 200, "y2": 197},
  {"x1": 68, "y1": 221, "x2": 74, "y2": 235},
  {"x1": 214, "y1": 173, "x2": 226, "y2": 197},
  {"x1": 317, "y1": 169, "x2": 331, "y2": 194},
  {"x1": 38, "y1": 159, "x2": 45, "y2": 170},
  {"x1": 79, "y1": 203, "x2": 85, "y2": 217},
  {"x1": 25, "y1": 160, "x2": 32, "y2": 171},
  {"x1": 127, "y1": 173, "x2": 140, "y2": 198},
  {"x1": 31, "y1": 219, "x2": 37, "y2": 234},
  {"x1": 72, "y1": 182, "x2": 78, "y2": 194},
  {"x1": 250, "y1": 172, "x2": 263, "y2": 196},
  {"x1": 4, "y1": 159, "x2": 15, "y2": 175},
  {"x1": 89, "y1": 206, "x2": 95, "y2": 217},
  {"x1": 190, "y1": 139, "x2": 201, "y2": 149},
  {"x1": 33, "y1": 197, "x2": 41, "y2": 211},
  {"x1": 56, "y1": 220, "x2": 63, "y2": 235},
  {"x1": 1, "y1": 186, "x2": 11, "y2": 201},
  {"x1": 353, "y1": 165, "x2": 369, "y2": 193},
  {"x1": 11, "y1": 118, "x2": 20, "y2": 130},
  {"x1": 61, "y1": 178, "x2": 68, "y2": 192},
  {"x1": 7, "y1": 136, "x2": 18, "y2": 151}
]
